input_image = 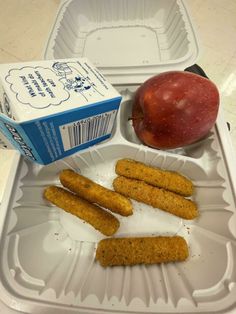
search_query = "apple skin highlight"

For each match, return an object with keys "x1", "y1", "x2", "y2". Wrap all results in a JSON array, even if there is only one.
[{"x1": 132, "y1": 71, "x2": 220, "y2": 149}]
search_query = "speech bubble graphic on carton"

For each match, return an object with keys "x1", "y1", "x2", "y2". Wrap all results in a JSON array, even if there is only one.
[{"x1": 5, "y1": 66, "x2": 70, "y2": 109}]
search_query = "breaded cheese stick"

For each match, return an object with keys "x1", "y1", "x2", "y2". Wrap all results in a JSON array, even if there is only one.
[
  {"x1": 96, "y1": 236, "x2": 189, "y2": 267},
  {"x1": 113, "y1": 176, "x2": 198, "y2": 219},
  {"x1": 44, "y1": 186, "x2": 120, "y2": 236},
  {"x1": 60, "y1": 169, "x2": 133, "y2": 216},
  {"x1": 115, "y1": 159, "x2": 194, "y2": 197}
]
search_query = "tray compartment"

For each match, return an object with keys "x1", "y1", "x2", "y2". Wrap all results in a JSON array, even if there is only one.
[
  {"x1": 119, "y1": 89, "x2": 222, "y2": 161},
  {"x1": 0, "y1": 140, "x2": 236, "y2": 313}
]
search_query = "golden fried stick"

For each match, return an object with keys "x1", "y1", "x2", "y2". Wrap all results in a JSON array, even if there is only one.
[
  {"x1": 115, "y1": 159, "x2": 194, "y2": 197},
  {"x1": 113, "y1": 176, "x2": 198, "y2": 219},
  {"x1": 96, "y1": 236, "x2": 189, "y2": 267},
  {"x1": 44, "y1": 186, "x2": 120, "y2": 236},
  {"x1": 59, "y1": 169, "x2": 133, "y2": 216}
]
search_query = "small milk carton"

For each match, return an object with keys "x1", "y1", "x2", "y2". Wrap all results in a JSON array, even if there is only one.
[{"x1": 0, "y1": 58, "x2": 122, "y2": 164}]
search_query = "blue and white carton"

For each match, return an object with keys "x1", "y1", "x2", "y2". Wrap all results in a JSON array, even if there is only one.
[{"x1": 0, "y1": 58, "x2": 122, "y2": 164}]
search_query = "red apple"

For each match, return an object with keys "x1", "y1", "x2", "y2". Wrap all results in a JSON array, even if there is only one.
[{"x1": 132, "y1": 71, "x2": 220, "y2": 149}]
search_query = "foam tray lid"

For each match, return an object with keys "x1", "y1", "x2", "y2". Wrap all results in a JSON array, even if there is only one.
[{"x1": 44, "y1": 0, "x2": 200, "y2": 85}]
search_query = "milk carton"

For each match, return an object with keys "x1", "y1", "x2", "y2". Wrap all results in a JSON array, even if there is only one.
[{"x1": 0, "y1": 58, "x2": 121, "y2": 164}]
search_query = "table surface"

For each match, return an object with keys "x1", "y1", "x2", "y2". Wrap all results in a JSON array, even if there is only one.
[{"x1": 0, "y1": 1, "x2": 236, "y2": 312}]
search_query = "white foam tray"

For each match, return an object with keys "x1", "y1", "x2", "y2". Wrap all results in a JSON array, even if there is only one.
[
  {"x1": 0, "y1": 88, "x2": 236, "y2": 314},
  {"x1": 1, "y1": 0, "x2": 236, "y2": 312},
  {"x1": 44, "y1": 0, "x2": 199, "y2": 84}
]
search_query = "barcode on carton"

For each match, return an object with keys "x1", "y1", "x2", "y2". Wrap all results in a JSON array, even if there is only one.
[{"x1": 59, "y1": 110, "x2": 117, "y2": 151}]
